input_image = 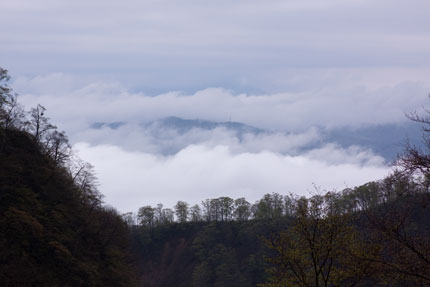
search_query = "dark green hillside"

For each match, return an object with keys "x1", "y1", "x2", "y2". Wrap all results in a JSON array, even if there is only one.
[
  {"x1": 0, "y1": 128, "x2": 137, "y2": 286},
  {"x1": 0, "y1": 67, "x2": 137, "y2": 286},
  {"x1": 131, "y1": 218, "x2": 292, "y2": 287},
  {"x1": 129, "y1": 177, "x2": 430, "y2": 287}
]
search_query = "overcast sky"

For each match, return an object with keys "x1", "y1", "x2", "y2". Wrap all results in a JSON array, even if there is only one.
[{"x1": 2, "y1": 0, "x2": 430, "y2": 212}]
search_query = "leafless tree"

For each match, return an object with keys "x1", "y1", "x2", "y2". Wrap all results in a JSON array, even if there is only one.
[
  {"x1": 27, "y1": 104, "x2": 56, "y2": 144},
  {"x1": 0, "y1": 68, "x2": 25, "y2": 129}
]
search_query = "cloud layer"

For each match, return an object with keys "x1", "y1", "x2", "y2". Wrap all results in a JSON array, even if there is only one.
[
  {"x1": 10, "y1": 73, "x2": 424, "y2": 211},
  {"x1": 75, "y1": 142, "x2": 389, "y2": 212},
  {"x1": 3, "y1": 0, "x2": 429, "y2": 212},
  {"x1": 15, "y1": 74, "x2": 429, "y2": 135}
]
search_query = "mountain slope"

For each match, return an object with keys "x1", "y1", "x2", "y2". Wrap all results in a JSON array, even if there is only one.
[{"x1": 0, "y1": 128, "x2": 137, "y2": 287}]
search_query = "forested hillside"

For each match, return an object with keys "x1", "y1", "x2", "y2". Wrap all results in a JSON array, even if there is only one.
[
  {"x1": 0, "y1": 68, "x2": 137, "y2": 286},
  {"x1": 127, "y1": 177, "x2": 430, "y2": 286},
  {"x1": 130, "y1": 217, "x2": 293, "y2": 287}
]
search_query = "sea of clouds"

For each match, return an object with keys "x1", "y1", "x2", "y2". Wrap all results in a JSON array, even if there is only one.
[
  {"x1": 12, "y1": 73, "x2": 427, "y2": 212},
  {"x1": 3, "y1": 0, "x2": 430, "y2": 211}
]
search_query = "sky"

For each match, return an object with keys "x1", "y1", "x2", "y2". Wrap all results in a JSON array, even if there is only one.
[{"x1": 2, "y1": 0, "x2": 430, "y2": 212}]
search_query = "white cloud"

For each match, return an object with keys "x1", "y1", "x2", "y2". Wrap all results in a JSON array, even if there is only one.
[
  {"x1": 304, "y1": 144, "x2": 385, "y2": 166},
  {"x1": 74, "y1": 142, "x2": 390, "y2": 213},
  {"x1": 15, "y1": 74, "x2": 429, "y2": 136},
  {"x1": 69, "y1": 121, "x2": 322, "y2": 155},
  {"x1": 11, "y1": 73, "x2": 421, "y2": 214},
  {"x1": 3, "y1": 0, "x2": 428, "y2": 215}
]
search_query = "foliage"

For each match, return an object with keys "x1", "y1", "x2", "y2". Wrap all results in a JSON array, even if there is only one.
[
  {"x1": 175, "y1": 200, "x2": 189, "y2": 223},
  {"x1": 261, "y1": 194, "x2": 377, "y2": 287},
  {"x1": 0, "y1": 68, "x2": 137, "y2": 286},
  {"x1": 131, "y1": 218, "x2": 292, "y2": 287},
  {"x1": 364, "y1": 175, "x2": 430, "y2": 286}
]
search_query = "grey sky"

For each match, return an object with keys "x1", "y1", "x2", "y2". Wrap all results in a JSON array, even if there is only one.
[
  {"x1": 2, "y1": 0, "x2": 430, "y2": 211},
  {"x1": 2, "y1": 0, "x2": 430, "y2": 92}
]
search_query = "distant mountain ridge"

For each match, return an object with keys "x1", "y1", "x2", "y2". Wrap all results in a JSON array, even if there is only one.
[
  {"x1": 90, "y1": 117, "x2": 423, "y2": 161},
  {"x1": 91, "y1": 121, "x2": 125, "y2": 129},
  {"x1": 146, "y1": 116, "x2": 265, "y2": 135}
]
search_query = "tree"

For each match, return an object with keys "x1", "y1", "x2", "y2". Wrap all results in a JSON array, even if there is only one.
[
  {"x1": 201, "y1": 197, "x2": 235, "y2": 222},
  {"x1": 262, "y1": 194, "x2": 376, "y2": 287},
  {"x1": 233, "y1": 198, "x2": 251, "y2": 221},
  {"x1": 0, "y1": 68, "x2": 25, "y2": 129},
  {"x1": 175, "y1": 201, "x2": 189, "y2": 223},
  {"x1": 253, "y1": 193, "x2": 284, "y2": 220},
  {"x1": 71, "y1": 160, "x2": 102, "y2": 206},
  {"x1": 137, "y1": 206, "x2": 155, "y2": 227},
  {"x1": 363, "y1": 174, "x2": 430, "y2": 285},
  {"x1": 284, "y1": 194, "x2": 297, "y2": 217},
  {"x1": 210, "y1": 198, "x2": 222, "y2": 221},
  {"x1": 122, "y1": 212, "x2": 138, "y2": 226},
  {"x1": 0, "y1": 68, "x2": 12, "y2": 113},
  {"x1": 366, "y1": 101, "x2": 430, "y2": 285},
  {"x1": 154, "y1": 203, "x2": 164, "y2": 225},
  {"x1": 397, "y1": 99, "x2": 430, "y2": 184},
  {"x1": 219, "y1": 197, "x2": 234, "y2": 221},
  {"x1": 161, "y1": 208, "x2": 175, "y2": 224},
  {"x1": 202, "y1": 199, "x2": 213, "y2": 222},
  {"x1": 27, "y1": 104, "x2": 56, "y2": 144},
  {"x1": 189, "y1": 204, "x2": 202, "y2": 222},
  {"x1": 44, "y1": 130, "x2": 71, "y2": 166}
]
